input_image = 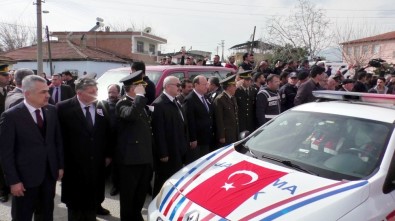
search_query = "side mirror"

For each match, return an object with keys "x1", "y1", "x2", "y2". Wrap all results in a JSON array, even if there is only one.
[{"x1": 239, "y1": 130, "x2": 250, "y2": 140}]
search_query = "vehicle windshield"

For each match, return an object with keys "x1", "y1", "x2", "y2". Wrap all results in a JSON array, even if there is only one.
[
  {"x1": 96, "y1": 70, "x2": 162, "y2": 101},
  {"x1": 242, "y1": 111, "x2": 392, "y2": 180}
]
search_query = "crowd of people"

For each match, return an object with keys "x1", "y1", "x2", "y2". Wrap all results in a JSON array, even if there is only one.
[{"x1": 0, "y1": 53, "x2": 395, "y2": 221}]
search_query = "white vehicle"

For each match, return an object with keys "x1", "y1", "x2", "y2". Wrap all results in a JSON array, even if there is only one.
[{"x1": 148, "y1": 91, "x2": 395, "y2": 221}]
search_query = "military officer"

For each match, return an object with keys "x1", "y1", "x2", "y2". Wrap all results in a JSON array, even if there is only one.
[
  {"x1": 116, "y1": 70, "x2": 153, "y2": 221},
  {"x1": 213, "y1": 74, "x2": 239, "y2": 147},
  {"x1": 235, "y1": 70, "x2": 257, "y2": 132}
]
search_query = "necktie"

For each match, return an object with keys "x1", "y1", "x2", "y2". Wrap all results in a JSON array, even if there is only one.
[
  {"x1": 35, "y1": 109, "x2": 43, "y2": 129},
  {"x1": 173, "y1": 98, "x2": 184, "y2": 121},
  {"x1": 201, "y1": 96, "x2": 209, "y2": 112},
  {"x1": 2, "y1": 87, "x2": 6, "y2": 96},
  {"x1": 84, "y1": 106, "x2": 94, "y2": 131},
  {"x1": 54, "y1": 87, "x2": 59, "y2": 103}
]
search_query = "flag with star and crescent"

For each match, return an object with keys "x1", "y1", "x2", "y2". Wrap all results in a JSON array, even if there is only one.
[{"x1": 186, "y1": 160, "x2": 287, "y2": 217}]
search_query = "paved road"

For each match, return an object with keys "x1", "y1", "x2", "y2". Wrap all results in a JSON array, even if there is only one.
[{"x1": 0, "y1": 181, "x2": 152, "y2": 221}]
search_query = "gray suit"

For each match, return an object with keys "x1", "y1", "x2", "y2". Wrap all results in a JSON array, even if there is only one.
[{"x1": 4, "y1": 87, "x2": 24, "y2": 110}]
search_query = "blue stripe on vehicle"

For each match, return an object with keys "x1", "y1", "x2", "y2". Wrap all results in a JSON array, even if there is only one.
[
  {"x1": 260, "y1": 180, "x2": 368, "y2": 221},
  {"x1": 169, "y1": 196, "x2": 186, "y2": 221},
  {"x1": 159, "y1": 145, "x2": 231, "y2": 212}
]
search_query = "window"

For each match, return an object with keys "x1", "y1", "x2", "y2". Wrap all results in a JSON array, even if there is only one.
[
  {"x1": 362, "y1": 45, "x2": 369, "y2": 54},
  {"x1": 149, "y1": 44, "x2": 155, "y2": 54},
  {"x1": 170, "y1": 72, "x2": 185, "y2": 81},
  {"x1": 137, "y1": 41, "x2": 144, "y2": 53},
  {"x1": 346, "y1": 47, "x2": 352, "y2": 56},
  {"x1": 373, "y1": 45, "x2": 380, "y2": 54},
  {"x1": 354, "y1": 46, "x2": 360, "y2": 56}
]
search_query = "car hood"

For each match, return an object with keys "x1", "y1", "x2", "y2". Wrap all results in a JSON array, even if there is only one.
[{"x1": 157, "y1": 146, "x2": 370, "y2": 221}]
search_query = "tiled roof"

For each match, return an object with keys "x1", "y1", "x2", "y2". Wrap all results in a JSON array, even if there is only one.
[
  {"x1": 0, "y1": 55, "x2": 16, "y2": 64},
  {"x1": 341, "y1": 31, "x2": 395, "y2": 45},
  {"x1": 1, "y1": 41, "x2": 127, "y2": 63}
]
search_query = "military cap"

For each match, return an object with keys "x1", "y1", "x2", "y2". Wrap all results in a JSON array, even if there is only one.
[
  {"x1": 238, "y1": 70, "x2": 253, "y2": 79},
  {"x1": 219, "y1": 74, "x2": 236, "y2": 86},
  {"x1": 0, "y1": 64, "x2": 10, "y2": 75},
  {"x1": 119, "y1": 70, "x2": 147, "y2": 86},
  {"x1": 288, "y1": 72, "x2": 297, "y2": 78},
  {"x1": 341, "y1": 79, "x2": 354, "y2": 85}
]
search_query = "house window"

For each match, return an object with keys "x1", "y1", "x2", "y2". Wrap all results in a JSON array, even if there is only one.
[
  {"x1": 362, "y1": 45, "x2": 369, "y2": 54},
  {"x1": 149, "y1": 44, "x2": 155, "y2": 54},
  {"x1": 372, "y1": 45, "x2": 380, "y2": 54},
  {"x1": 137, "y1": 41, "x2": 144, "y2": 53},
  {"x1": 346, "y1": 47, "x2": 352, "y2": 56},
  {"x1": 354, "y1": 46, "x2": 360, "y2": 56}
]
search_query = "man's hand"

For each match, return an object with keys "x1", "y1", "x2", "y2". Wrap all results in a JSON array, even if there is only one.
[
  {"x1": 11, "y1": 183, "x2": 25, "y2": 197},
  {"x1": 190, "y1": 141, "x2": 197, "y2": 149},
  {"x1": 160, "y1": 156, "x2": 169, "y2": 162},
  {"x1": 58, "y1": 169, "x2": 64, "y2": 181}
]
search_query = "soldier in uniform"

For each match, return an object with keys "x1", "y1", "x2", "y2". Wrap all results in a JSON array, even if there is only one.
[
  {"x1": 213, "y1": 74, "x2": 239, "y2": 147},
  {"x1": 235, "y1": 70, "x2": 257, "y2": 132},
  {"x1": 256, "y1": 74, "x2": 281, "y2": 127},
  {"x1": 0, "y1": 64, "x2": 10, "y2": 202},
  {"x1": 115, "y1": 70, "x2": 153, "y2": 221}
]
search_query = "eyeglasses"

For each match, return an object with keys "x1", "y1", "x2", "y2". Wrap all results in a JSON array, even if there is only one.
[{"x1": 169, "y1": 83, "x2": 182, "y2": 87}]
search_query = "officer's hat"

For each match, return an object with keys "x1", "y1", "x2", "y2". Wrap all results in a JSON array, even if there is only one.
[
  {"x1": 238, "y1": 70, "x2": 252, "y2": 80},
  {"x1": 119, "y1": 70, "x2": 147, "y2": 86},
  {"x1": 0, "y1": 64, "x2": 10, "y2": 76},
  {"x1": 341, "y1": 79, "x2": 354, "y2": 85},
  {"x1": 219, "y1": 74, "x2": 236, "y2": 86},
  {"x1": 288, "y1": 72, "x2": 298, "y2": 78}
]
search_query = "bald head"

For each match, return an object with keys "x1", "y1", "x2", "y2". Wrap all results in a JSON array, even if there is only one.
[
  {"x1": 193, "y1": 75, "x2": 208, "y2": 95},
  {"x1": 163, "y1": 76, "x2": 181, "y2": 97}
]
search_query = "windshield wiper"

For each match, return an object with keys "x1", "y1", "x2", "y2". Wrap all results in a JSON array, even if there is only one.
[{"x1": 261, "y1": 154, "x2": 318, "y2": 176}]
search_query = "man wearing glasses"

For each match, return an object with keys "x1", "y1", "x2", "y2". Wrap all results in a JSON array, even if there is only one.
[{"x1": 151, "y1": 76, "x2": 188, "y2": 196}]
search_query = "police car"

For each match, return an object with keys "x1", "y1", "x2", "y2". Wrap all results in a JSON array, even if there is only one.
[{"x1": 148, "y1": 91, "x2": 395, "y2": 221}]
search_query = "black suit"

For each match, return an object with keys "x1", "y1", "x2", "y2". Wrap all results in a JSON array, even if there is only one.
[
  {"x1": 183, "y1": 91, "x2": 214, "y2": 163},
  {"x1": 151, "y1": 93, "x2": 188, "y2": 196},
  {"x1": 49, "y1": 85, "x2": 75, "y2": 104},
  {"x1": 0, "y1": 102, "x2": 63, "y2": 221},
  {"x1": 116, "y1": 95, "x2": 153, "y2": 221},
  {"x1": 56, "y1": 97, "x2": 112, "y2": 216}
]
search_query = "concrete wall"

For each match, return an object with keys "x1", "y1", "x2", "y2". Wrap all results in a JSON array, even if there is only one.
[{"x1": 11, "y1": 61, "x2": 128, "y2": 78}]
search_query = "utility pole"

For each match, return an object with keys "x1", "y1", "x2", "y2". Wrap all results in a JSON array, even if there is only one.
[
  {"x1": 46, "y1": 26, "x2": 53, "y2": 76},
  {"x1": 221, "y1": 40, "x2": 225, "y2": 62},
  {"x1": 216, "y1": 46, "x2": 219, "y2": 56},
  {"x1": 250, "y1": 26, "x2": 256, "y2": 54},
  {"x1": 35, "y1": 0, "x2": 43, "y2": 75}
]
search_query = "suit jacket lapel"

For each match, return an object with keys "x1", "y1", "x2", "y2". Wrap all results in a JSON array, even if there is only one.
[{"x1": 71, "y1": 97, "x2": 92, "y2": 133}]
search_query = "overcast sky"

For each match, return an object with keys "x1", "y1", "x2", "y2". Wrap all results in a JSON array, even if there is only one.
[{"x1": 2, "y1": 0, "x2": 395, "y2": 57}]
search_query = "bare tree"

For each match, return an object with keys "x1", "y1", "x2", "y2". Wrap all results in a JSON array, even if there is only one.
[
  {"x1": 265, "y1": 0, "x2": 332, "y2": 59},
  {"x1": 0, "y1": 21, "x2": 37, "y2": 52},
  {"x1": 333, "y1": 19, "x2": 385, "y2": 66}
]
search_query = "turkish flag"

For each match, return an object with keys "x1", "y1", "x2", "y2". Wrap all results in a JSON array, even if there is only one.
[{"x1": 186, "y1": 161, "x2": 287, "y2": 217}]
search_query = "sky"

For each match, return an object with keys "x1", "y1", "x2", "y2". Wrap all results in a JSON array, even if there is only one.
[{"x1": 2, "y1": 0, "x2": 395, "y2": 59}]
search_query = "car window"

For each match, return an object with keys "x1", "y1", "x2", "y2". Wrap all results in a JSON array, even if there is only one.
[
  {"x1": 169, "y1": 72, "x2": 185, "y2": 81},
  {"x1": 96, "y1": 70, "x2": 129, "y2": 101},
  {"x1": 145, "y1": 71, "x2": 162, "y2": 85},
  {"x1": 244, "y1": 111, "x2": 392, "y2": 180},
  {"x1": 188, "y1": 71, "x2": 228, "y2": 81}
]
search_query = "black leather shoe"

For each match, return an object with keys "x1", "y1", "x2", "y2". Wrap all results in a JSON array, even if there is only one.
[
  {"x1": 96, "y1": 206, "x2": 110, "y2": 216},
  {"x1": 110, "y1": 186, "x2": 119, "y2": 196},
  {"x1": 0, "y1": 194, "x2": 8, "y2": 203}
]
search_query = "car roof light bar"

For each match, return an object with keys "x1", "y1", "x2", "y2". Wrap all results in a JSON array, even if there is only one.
[{"x1": 312, "y1": 90, "x2": 395, "y2": 105}]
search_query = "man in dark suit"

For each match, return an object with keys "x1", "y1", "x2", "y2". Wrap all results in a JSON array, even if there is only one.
[
  {"x1": 132, "y1": 61, "x2": 156, "y2": 104},
  {"x1": 0, "y1": 75, "x2": 64, "y2": 221},
  {"x1": 151, "y1": 76, "x2": 188, "y2": 196},
  {"x1": 56, "y1": 77, "x2": 112, "y2": 220},
  {"x1": 62, "y1": 71, "x2": 76, "y2": 94},
  {"x1": 183, "y1": 75, "x2": 214, "y2": 164},
  {"x1": 5, "y1": 68, "x2": 34, "y2": 110},
  {"x1": 49, "y1": 73, "x2": 75, "y2": 104},
  {"x1": 213, "y1": 74, "x2": 239, "y2": 147},
  {"x1": 115, "y1": 71, "x2": 153, "y2": 221},
  {"x1": 0, "y1": 64, "x2": 10, "y2": 202}
]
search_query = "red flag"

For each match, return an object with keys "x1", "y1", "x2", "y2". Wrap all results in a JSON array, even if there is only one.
[{"x1": 186, "y1": 161, "x2": 287, "y2": 217}]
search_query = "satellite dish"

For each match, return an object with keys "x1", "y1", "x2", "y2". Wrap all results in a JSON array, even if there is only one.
[{"x1": 143, "y1": 27, "x2": 152, "y2": 33}]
